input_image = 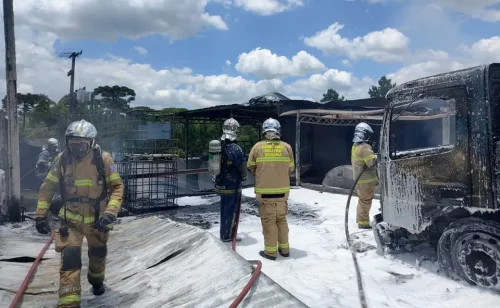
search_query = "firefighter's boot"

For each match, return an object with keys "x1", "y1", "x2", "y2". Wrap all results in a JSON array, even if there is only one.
[
  {"x1": 92, "y1": 283, "x2": 105, "y2": 296},
  {"x1": 358, "y1": 222, "x2": 371, "y2": 229},
  {"x1": 279, "y1": 248, "x2": 290, "y2": 257},
  {"x1": 259, "y1": 251, "x2": 277, "y2": 261}
]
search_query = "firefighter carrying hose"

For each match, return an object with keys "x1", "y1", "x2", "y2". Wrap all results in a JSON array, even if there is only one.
[
  {"x1": 247, "y1": 118, "x2": 295, "y2": 260},
  {"x1": 36, "y1": 138, "x2": 62, "y2": 216},
  {"x1": 351, "y1": 122, "x2": 378, "y2": 229},
  {"x1": 211, "y1": 118, "x2": 247, "y2": 242},
  {"x1": 34, "y1": 119, "x2": 124, "y2": 308}
]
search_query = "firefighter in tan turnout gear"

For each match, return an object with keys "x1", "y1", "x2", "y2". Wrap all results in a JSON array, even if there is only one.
[
  {"x1": 34, "y1": 119, "x2": 124, "y2": 307},
  {"x1": 351, "y1": 122, "x2": 378, "y2": 229},
  {"x1": 247, "y1": 118, "x2": 295, "y2": 260}
]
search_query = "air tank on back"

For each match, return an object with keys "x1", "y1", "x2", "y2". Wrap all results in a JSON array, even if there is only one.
[{"x1": 208, "y1": 139, "x2": 222, "y2": 179}]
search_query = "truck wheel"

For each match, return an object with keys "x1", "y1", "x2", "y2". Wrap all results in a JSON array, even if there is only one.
[{"x1": 438, "y1": 217, "x2": 500, "y2": 290}]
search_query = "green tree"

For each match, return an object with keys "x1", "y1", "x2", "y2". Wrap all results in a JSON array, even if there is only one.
[
  {"x1": 30, "y1": 95, "x2": 60, "y2": 128},
  {"x1": 2, "y1": 93, "x2": 55, "y2": 131},
  {"x1": 368, "y1": 76, "x2": 396, "y2": 98},
  {"x1": 93, "y1": 85, "x2": 136, "y2": 111},
  {"x1": 320, "y1": 88, "x2": 345, "y2": 102}
]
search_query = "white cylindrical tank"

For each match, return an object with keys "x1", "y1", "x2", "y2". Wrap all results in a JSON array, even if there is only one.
[{"x1": 208, "y1": 140, "x2": 222, "y2": 178}]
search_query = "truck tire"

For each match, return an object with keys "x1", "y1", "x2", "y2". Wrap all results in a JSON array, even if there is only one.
[{"x1": 438, "y1": 217, "x2": 500, "y2": 291}]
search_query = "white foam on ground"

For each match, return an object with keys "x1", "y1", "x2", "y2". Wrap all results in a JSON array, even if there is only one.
[{"x1": 190, "y1": 187, "x2": 500, "y2": 308}]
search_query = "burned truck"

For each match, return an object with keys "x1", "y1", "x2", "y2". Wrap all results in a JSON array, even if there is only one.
[{"x1": 373, "y1": 63, "x2": 500, "y2": 290}]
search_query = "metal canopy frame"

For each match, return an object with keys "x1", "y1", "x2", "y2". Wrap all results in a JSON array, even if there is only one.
[
  {"x1": 280, "y1": 108, "x2": 385, "y2": 126},
  {"x1": 280, "y1": 108, "x2": 455, "y2": 186},
  {"x1": 280, "y1": 108, "x2": 385, "y2": 186},
  {"x1": 297, "y1": 114, "x2": 381, "y2": 126},
  {"x1": 173, "y1": 103, "x2": 279, "y2": 168}
]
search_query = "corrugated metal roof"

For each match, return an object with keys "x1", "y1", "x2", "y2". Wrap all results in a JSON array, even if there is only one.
[{"x1": 0, "y1": 217, "x2": 307, "y2": 308}]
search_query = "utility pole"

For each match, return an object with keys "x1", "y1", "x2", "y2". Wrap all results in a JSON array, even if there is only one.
[
  {"x1": 2, "y1": 0, "x2": 21, "y2": 222},
  {"x1": 60, "y1": 50, "x2": 82, "y2": 118}
]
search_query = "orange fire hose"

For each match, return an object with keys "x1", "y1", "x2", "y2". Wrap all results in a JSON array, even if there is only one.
[
  {"x1": 9, "y1": 229, "x2": 55, "y2": 308},
  {"x1": 229, "y1": 192, "x2": 263, "y2": 308}
]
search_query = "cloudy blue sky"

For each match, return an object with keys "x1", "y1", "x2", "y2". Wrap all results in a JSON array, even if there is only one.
[{"x1": 1, "y1": 0, "x2": 499, "y2": 109}]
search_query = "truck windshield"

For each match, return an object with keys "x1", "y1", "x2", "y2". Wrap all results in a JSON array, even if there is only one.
[
  {"x1": 392, "y1": 100, "x2": 416, "y2": 122},
  {"x1": 390, "y1": 98, "x2": 457, "y2": 155}
]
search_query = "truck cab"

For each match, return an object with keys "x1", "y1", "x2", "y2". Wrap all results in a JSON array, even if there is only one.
[{"x1": 373, "y1": 63, "x2": 500, "y2": 291}]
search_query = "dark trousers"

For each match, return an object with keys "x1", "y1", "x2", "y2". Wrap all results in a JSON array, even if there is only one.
[{"x1": 220, "y1": 192, "x2": 241, "y2": 241}]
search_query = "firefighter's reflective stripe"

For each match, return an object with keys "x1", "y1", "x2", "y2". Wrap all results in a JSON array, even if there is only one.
[
  {"x1": 265, "y1": 245, "x2": 277, "y2": 252},
  {"x1": 108, "y1": 199, "x2": 121, "y2": 209},
  {"x1": 248, "y1": 140, "x2": 294, "y2": 201},
  {"x1": 254, "y1": 157, "x2": 292, "y2": 193},
  {"x1": 74, "y1": 179, "x2": 92, "y2": 187},
  {"x1": 106, "y1": 173, "x2": 121, "y2": 183},
  {"x1": 37, "y1": 201, "x2": 50, "y2": 209},
  {"x1": 256, "y1": 157, "x2": 290, "y2": 163},
  {"x1": 352, "y1": 144, "x2": 378, "y2": 183},
  {"x1": 88, "y1": 270, "x2": 105, "y2": 278},
  {"x1": 358, "y1": 220, "x2": 370, "y2": 227},
  {"x1": 46, "y1": 172, "x2": 59, "y2": 183},
  {"x1": 351, "y1": 146, "x2": 376, "y2": 162},
  {"x1": 59, "y1": 208, "x2": 102, "y2": 224},
  {"x1": 278, "y1": 242, "x2": 289, "y2": 249},
  {"x1": 58, "y1": 294, "x2": 80, "y2": 306},
  {"x1": 255, "y1": 187, "x2": 290, "y2": 194},
  {"x1": 358, "y1": 178, "x2": 377, "y2": 184}
]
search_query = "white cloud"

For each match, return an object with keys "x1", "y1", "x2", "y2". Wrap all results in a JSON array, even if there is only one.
[
  {"x1": 433, "y1": 0, "x2": 500, "y2": 22},
  {"x1": 134, "y1": 46, "x2": 148, "y2": 55},
  {"x1": 461, "y1": 36, "x2": 500, "y2": 63},
  {"x1": 11, "y1": 0, "x2": 500, "y2": 112},
  {"x1": 285, "y1": 69, "x2": 376, "y2": 101},
  {"x1": 367, "y1": 0, "x2": 500, "y2": 22},
  {"x1": 235, "y1": 48, "x2": 326, "y2": 79},
  {"x1": 388, "y1": 37, "x2": 500, "y2": 84},
  {"x1": 0, "y1": 24, "x2": 290, "y2": 109},
  {"x1": 387, "y1": 56, "x2": 467, "y2": 85},
  {"x1": 303, "y1": 22, "x2": 410, "y2": 63},
  {"x1": 342, "y1": 59, "x2": 352, "y2": 67},
  {"x1": 233, "y1": 0, "x2": 304, "y2": 15},
  {"x1": 14, "y1": 0, "x2": 228, "y2": 42}
]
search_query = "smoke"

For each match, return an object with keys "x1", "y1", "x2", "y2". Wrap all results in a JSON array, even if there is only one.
[{"x1": 394, "y1": 0, "x2": 464, "y2": 52}]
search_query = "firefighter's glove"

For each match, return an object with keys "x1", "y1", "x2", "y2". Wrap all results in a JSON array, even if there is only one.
[
  {"x1": 35, "y1": 217, "x2": 51, "y2": 234},
  {"x1": 96, "y1": 213, "x2": 116, "y2": 233}
]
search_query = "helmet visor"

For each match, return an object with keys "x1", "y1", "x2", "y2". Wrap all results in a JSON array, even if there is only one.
[{"x1": 67, "y1": 138, "x2": 91, "y2": 158}]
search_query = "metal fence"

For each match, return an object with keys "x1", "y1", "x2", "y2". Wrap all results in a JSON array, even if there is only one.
[
  {"x1": 117, "y1": 154, "x2": 177, "y2": 213},
  {"x1": 20, "y1": 108, "x2": 259, "y2": 213},
  {"x1": 58, "y1": 110, "x2": 181, "y2": 212},
  {"x1": 57, "y1": 109, "x2": 181, "y2": 159}
]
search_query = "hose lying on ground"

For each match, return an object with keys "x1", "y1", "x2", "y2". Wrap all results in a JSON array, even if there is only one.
[
  {"x1": 229, "y1": 191, "x2": 263, "y2": 308},
  {"x1": 345, "y1": 168, "x2": 369, "y2": 308},
  {"x1": 22, "y1": 215, "x2": 36, "y2": 221},
  {"x1": 9, "y1": 229, "x2": 55, "y2": 308}
]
